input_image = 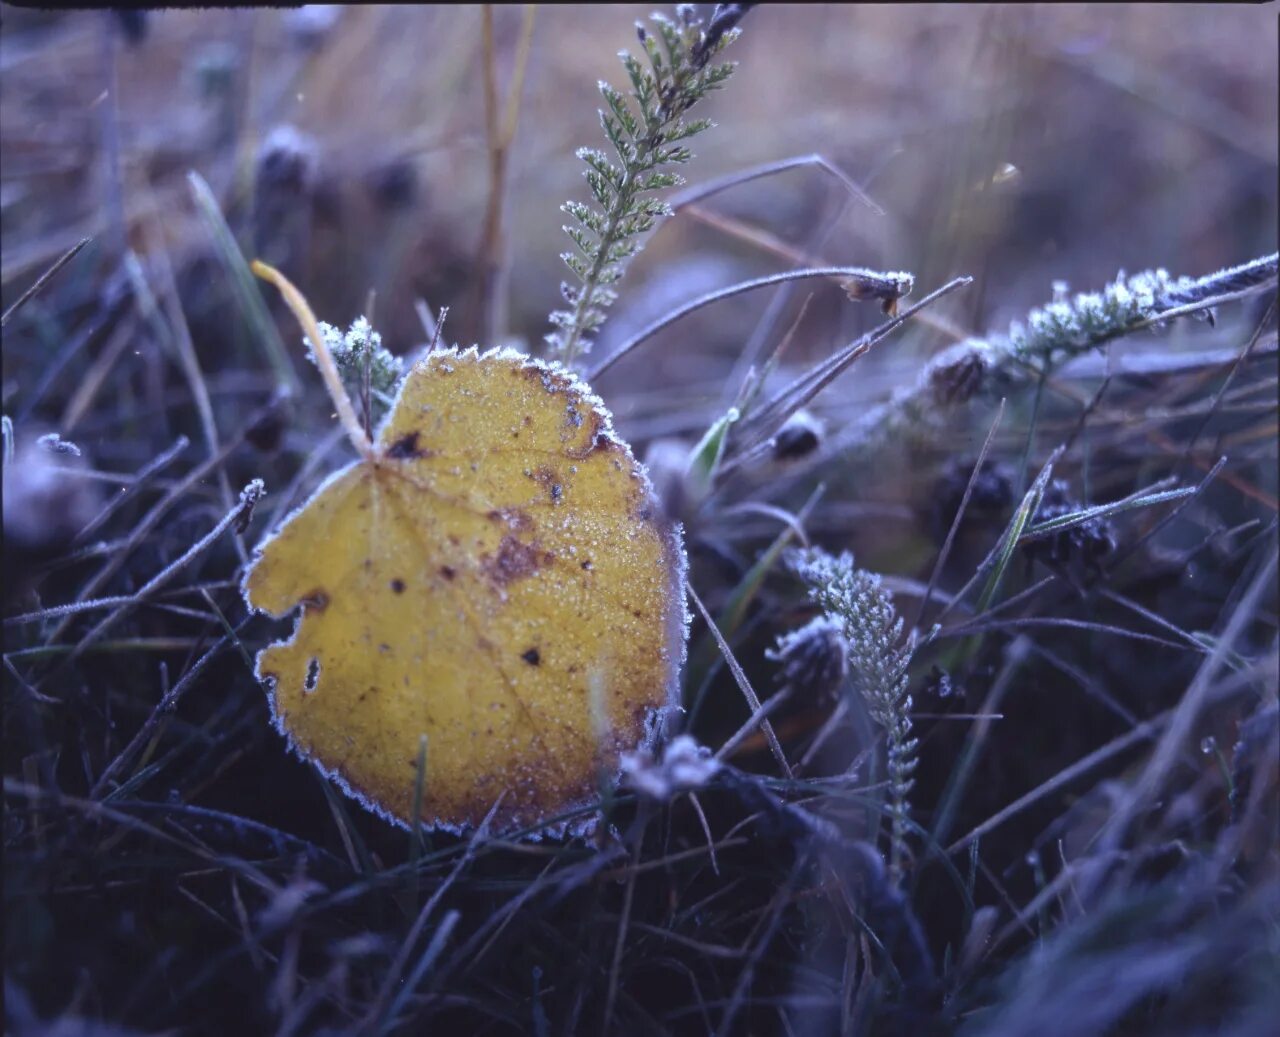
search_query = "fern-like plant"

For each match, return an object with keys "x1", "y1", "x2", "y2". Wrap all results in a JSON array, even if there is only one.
[
  {"x1": 788, "y1": 548, "x2": 919, "y2": 882},
  {"x1": 545, "y1": 4, "x2": 751, "y2": 369}
]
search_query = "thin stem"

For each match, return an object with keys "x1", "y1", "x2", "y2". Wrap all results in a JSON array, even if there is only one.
[
  {"x1": 1, "y1": 236, "x2": 90, "y2": 327},
  {"x1": 589, "y1": 266, "x2": 913, "y2": 380},
  {"x1": 252, "y1": 260, "x2": 374, "y2": 461},
  {"x1": 474, "y1": 6, "x2": 535, "y2": 344}
]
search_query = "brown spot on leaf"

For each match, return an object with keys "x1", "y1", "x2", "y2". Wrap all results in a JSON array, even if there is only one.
[
  {"x1": 563, "y1": 412, "x2": 616, "y2": 460},
  {"x1": 390, "y1": 578, "x2": 406, "y2": 594},
  {"x1": 386, "y1": 431, "x2": 431, "y2": 460},
  {"x1": 299, "y1": 589, "x2": 329, "y2": 613},
  {"x1": 521, "y1": 647, "x2": 541, "y2": 666},
  {"x1": 483, "y1": 535, "x2": 553, "y2": 587},
  {"x1": 519, "y1": 364, "x2": 575, "y2": 397},
  {"x1": 486, "y1": 507, "x2": 532, "y2": 532},
  {"x1": 439, "y1": 565, "x2": 457, "y2": 581},
  {"x1": 531, "y1": 466, "x2": 564, "y2": 504}
]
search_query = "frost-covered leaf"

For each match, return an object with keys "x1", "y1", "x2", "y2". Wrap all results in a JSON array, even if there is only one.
[{"x1": 242, "y1": 349, "x2": 687, "y2": 834}]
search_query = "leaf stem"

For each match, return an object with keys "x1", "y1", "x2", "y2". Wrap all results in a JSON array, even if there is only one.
[{"x1": 251, "y1": 260, "x2": 374, "y2": 461}]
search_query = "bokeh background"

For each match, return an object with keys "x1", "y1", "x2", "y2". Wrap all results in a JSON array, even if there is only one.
[{"x1": 3, "y1": 4, "x2": 1276, "y2": 413}]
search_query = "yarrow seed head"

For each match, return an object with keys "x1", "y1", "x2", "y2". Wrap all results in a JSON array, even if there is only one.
[
  {"x1": 1007, "y1": 268, "x2": 1203, "y2": 363},
  {"x1": 545, "y1": 4, "x2": 746, "y2": 368}
]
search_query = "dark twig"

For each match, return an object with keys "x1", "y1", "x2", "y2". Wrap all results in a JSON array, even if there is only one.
[
  {"x1": 90, "y1": 632, "x2": 234, "y2": 799},
  {"x1": 1, "y1": 237, "x2": 91, "y2": 328}
]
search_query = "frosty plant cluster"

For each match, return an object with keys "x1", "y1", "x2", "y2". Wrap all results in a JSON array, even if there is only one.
[
  {"x1": 308, "y1": 317, "x2": 404, "y2": 425},
  {"x1": 828, "y1": 252, "x2": 1278, "y2": 467},
  {"x1": 1008, "y1": 268, "x2": 1200, "y2": 363},
  {"x1": 1007, "y1": 253, "x2": 1279, "y2": 365}
]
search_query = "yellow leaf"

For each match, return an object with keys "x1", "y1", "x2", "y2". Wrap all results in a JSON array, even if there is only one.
[{"x1": 242, "y1": 346, "x2": 686, "y2": 834}]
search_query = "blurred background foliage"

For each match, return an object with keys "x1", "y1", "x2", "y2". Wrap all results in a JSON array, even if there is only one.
[{"x1": 3, "y1": 4, "x2": 1275, "y2": 393}]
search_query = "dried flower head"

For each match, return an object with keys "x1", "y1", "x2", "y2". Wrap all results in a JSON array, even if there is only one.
[
  {"x1": 1025, "y1": 478, "x2": 1115, "y2": 580},
  {"x1": 924, "y1": 339, "x2": 995, "y2": 406},
  {"x1": 766, "y1": 614, "x2": 848, "y2": 703},
  {"x1": 2, "y1": 429, "x2": 101, "y2": 563},
  {"x1": 256, "y1": 124, "x2": 318, "y2": 195}
]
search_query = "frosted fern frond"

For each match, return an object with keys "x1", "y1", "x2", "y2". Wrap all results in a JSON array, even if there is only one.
[
  {"x1": 545, "y1": 4, "x2": 750, "y2": 369},
  {"x1": 788, "y1": 547, "x2": 918, "y2": 881}
]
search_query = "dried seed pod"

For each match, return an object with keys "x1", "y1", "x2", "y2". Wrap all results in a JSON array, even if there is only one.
[
  {"x1": 771, "y1": 410, "x2": 823, "y2": 462},
  {"x1": 253, "y1": 125, "x2": 319, "y2": 271},
  {"x1": 925, "y1": 341, "x2": 994, "y2": 406},
  {"x1": 366, "y1": 156, "x2": 420, "y2": 212},
  {"x1": 1026, "y1": 479, "x2": 1115, "y2": 579},
  {"x1": 767, "y1": 615, "x2": 849, "y2": 704},
  {"x1": 643, "y1": 437, "x2": 694, "y2": 523},
  {"x1": 840, "y1": 269, "x2": 915, "y2": 316},
  {"x1": 929, "y1": 458, "x2": 1015, "y2": 544}
]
